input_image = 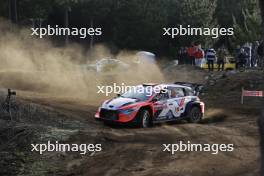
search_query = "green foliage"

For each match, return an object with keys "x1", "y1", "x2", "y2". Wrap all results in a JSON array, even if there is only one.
[
  {"x1": 166, "y1": 0, "x2": 217, "y2": 48},
  {"x1": 258, "y1": 0, "x2": 264, "y2": 34},
  {"x1": 231, "y1": 9, "x2": 262, "y2": 47},
  {"x1": 216, "y1": 0, "x2": 261, "y2": 50},
  {"x1": 0, "y1": 0, "x2": 9, "y2": 18},
  {"x1": 0, "y1": 0, "x2": 262, "y2": 57},
  {"x1": 108, "y1": 0, "x2": 169, "y2": 50},
  {"x1": 18, "y1": 0, "x2": 55, "y2": 19}
]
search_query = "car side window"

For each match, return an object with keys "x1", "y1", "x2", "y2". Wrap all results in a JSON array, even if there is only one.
[
  {"x1": 169, "y1": 87, "x2": 185, "y2": 98},
  {"x1": 155, "y1": 92, "x2": 169, "y2": 101},
  {"x1": 184, "y1": 88, "x2": 194, "y2": 96}
]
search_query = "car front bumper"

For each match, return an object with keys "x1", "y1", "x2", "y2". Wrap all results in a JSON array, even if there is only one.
[{"x1": 95, "y1": 108, "x2": 138, "y2": 123}]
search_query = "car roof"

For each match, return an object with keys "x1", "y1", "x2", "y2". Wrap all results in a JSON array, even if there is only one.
[
  {"x1": 142, "y1": 83, "x2": 191, "y2": 89},
  {"x1": 160, "y1": 84, "x2": 191, "y2": 89}
]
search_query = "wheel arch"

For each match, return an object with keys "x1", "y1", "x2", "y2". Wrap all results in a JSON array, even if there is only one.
[
  {"x1": 138, "y1": 105, "x2": 153, "y2": 119},
  {"x1": 134, "y1": 105, "x2": 153, "y2": 127},
  {"x1": 184, "y1": 101, "x2": 201, "y2": 116}
]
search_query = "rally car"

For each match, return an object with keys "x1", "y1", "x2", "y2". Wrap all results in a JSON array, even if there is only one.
[{"x1": 95, "y1": 83, "x2": 205, "y2": 127}]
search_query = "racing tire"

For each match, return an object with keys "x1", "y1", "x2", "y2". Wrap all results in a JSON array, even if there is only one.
[
  {"x1": 188, "y1": 106, "x2": 202, "y2": 123},
  {"x1": 138, "y1": 109, "x2": 152, "y2": 128}
]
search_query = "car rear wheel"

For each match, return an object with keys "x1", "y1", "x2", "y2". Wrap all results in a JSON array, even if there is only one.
[
  {"x1": 138, "y1": 109, "x2": 152, "y2": 128},
  {"x1": 188, "y1": 106, "x2": 202, "y2": 123}
]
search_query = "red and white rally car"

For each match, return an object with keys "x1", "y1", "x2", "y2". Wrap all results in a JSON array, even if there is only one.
[{"x1": 95, "y1": 83, "x2": 205, "y2": 127}]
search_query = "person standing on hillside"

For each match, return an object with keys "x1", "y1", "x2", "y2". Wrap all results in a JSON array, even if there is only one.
[
  {"x1": 187, "y1": 43, "x2": 196, "y2": 66},
  {"x1": 234, "y1": 45, "x2": 241, "y2": 69},
  {"x1": 205, "y1": 48, "x2": 216, "y2": 71},
  {"x1": 252, "y1": 41, "x2": 259, "y2": 67},
  {"x1": 183, "y1": 47, "x2": 189, "y2": 64},
  {"x1": 237, "y1": 48, "x2": 248, "y2": 69},
  {"x1": 243, "y1": 43, "x2": 252, "y2": 67},
  {"x1": 178, "y1": 47, "x2": 187, "y2": 65},
  {"x1": 257, "y1": 40, "x2": 264, "y2": 70},
  {"x1": 194, "y1": 44, "x2": 205, "y2": 67},
  {"x1": 217, "y1": 46, "x2": 227, "y2": 71}
]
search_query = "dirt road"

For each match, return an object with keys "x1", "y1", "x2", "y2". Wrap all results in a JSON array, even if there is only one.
[{"x1": 0, "y1": 70, "x2": 263, "y2": 176}]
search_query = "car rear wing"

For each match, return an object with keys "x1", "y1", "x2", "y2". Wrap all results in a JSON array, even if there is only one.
[{"x1": 174, "y1": 82, "x2": 204, "y2": 96}]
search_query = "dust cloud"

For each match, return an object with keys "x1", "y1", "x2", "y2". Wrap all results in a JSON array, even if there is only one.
[{"x1": 0, "y1": 19, "x2": 165, "y2": 104}]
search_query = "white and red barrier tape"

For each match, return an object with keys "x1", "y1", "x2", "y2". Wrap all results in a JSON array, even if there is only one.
[{"x1": 241, "y1": 87, "x2": 263, "y2": 104}]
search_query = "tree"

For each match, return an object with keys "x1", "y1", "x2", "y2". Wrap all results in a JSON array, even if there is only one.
[
  {"x1": 0, "y1": 0, "x2": 9, "y2": 18},
  {"x1": 230, "y1": 9, "x2": 262, "y2": 48},
  {"x1": 0, "y1": 0, "x2": 262, "y2": 57},
  {"x1": 18, "y1": 0, "x2": 54, "y2": 20},
  {"x1": 163, "y1": 0, "x2": 216, "y2": 57},
  {"x1": 109, "y1": 0, "x2": 168, "y2": 51},
  {"x1": 259, "y1": 0, "x2": 264, "y2": 34},
  {"x1": 216, "y1": 0, "x2": 261, "y2": 50}
]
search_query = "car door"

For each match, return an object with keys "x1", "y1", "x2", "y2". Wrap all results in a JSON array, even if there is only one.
[
  {"x1": 166, "y1": 87, "x2": 186, "y2": 119},
  {"x1": 153, "y1": 91, "x2": 170, "y2": 121}
]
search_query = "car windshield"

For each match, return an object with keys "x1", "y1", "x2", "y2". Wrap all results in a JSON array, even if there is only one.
[{"x1": 121, "y1": 86, "x2": 153, "y2": 101}]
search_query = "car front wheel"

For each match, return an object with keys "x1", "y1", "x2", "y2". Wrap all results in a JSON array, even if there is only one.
[{"x1": 138, "y1": 109, "x2": 152, "y2": 128}]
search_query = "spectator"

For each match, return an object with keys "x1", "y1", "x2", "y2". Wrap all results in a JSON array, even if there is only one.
[
  {"x1": 183, "y1": 47, "x2": 189, "y2": 64},
  {"x1": 187, "y1": 43, "x2": 196, "y2": 66},
  {"x1": 257, "y1": 40, "x2": 264, "y2": 70},
  {"x1": 234, "y1": 45, "x2": 241, "y2": 69},
  {"x1": 178, "y1": 47, "x2": 188, "y2": 65},
  {"x1": 217, "y1": 46, "x2": 227, "y2": 71},
  {"x1": 234, "y1": 45, "x2": 241, "y2": 62},
  {"x1": 249, "y1": 42, "x2": 253, "y2": 67},
  {"x1": 252, "y1": 41, "x2": 259, "y2": 67},
  {"x1": 237, "y1": 48, "x2": 248, "y2": 69},
  {"x1": 243, "y1": 43, "x2": 252, "y2": 67},
  {"x1": 194, "y1": 44, "x2": 204, "y2": 67},
  {"x1": 205, "y1": 48, "x2": 216, "y2": 72},
  {"x1": 258, "y1": 40, "x2": 264, "y2": 57}
]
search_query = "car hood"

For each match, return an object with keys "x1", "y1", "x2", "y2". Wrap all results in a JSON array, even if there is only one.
[{"x1": 102, "y1": 97, "x2": 139, "y2": 110}]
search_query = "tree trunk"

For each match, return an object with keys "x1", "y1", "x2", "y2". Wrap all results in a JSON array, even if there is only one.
[
  {"x1": 65, "y1": 6, "x2": 70, "y2": 45},
  {"x1": 9, "y1": 0, "x2": 18, "y2": 23},
  {"x1": 260, "y1": 0, "x2": 264, "y2": 34},
  {"x1": 90, "y1": 18, "x2": 94, "y2": 50}
]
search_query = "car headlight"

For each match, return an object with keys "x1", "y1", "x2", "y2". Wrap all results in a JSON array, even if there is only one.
[{"x1": 120, "y1": 108, "x2": 137, "y2": 115}]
